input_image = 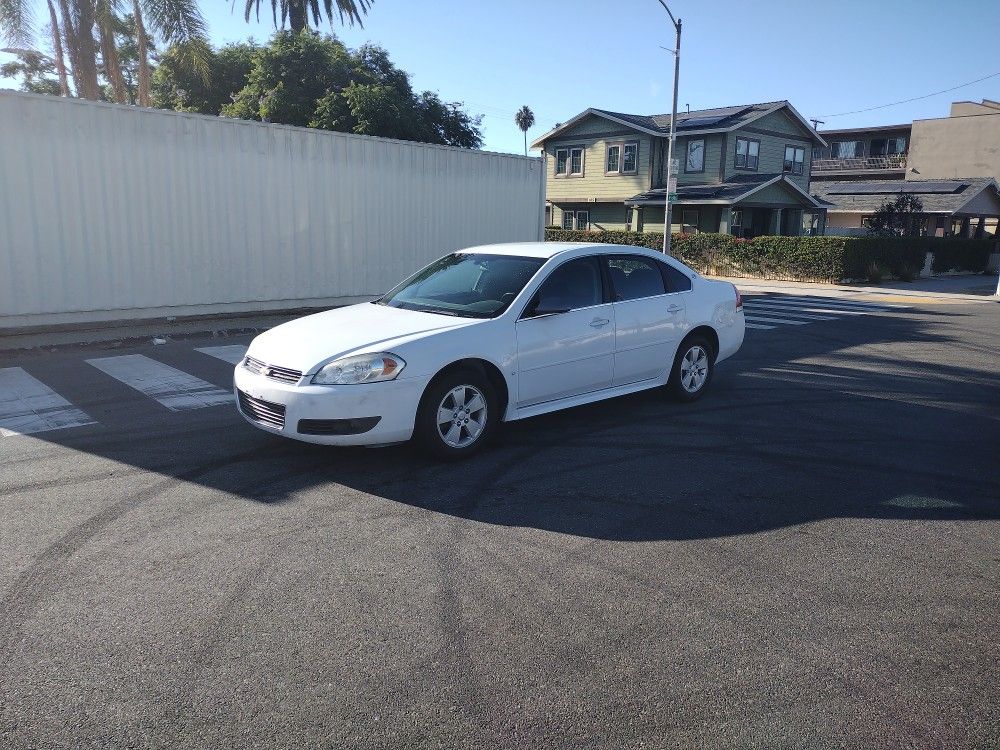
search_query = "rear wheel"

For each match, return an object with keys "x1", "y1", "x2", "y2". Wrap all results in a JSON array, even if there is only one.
[
  {"x1": 414, "y1": 368, "x2": 498, "y2": 459},
  {"x1": 667, "y1": 336, "x2": 714, "y2": 402}
]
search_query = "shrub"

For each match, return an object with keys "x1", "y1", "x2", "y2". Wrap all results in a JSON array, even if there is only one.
[
  {"x1": 866, "y1": 261, "x2": 888, "y2": 284},
  {"x1": 542, "y1": 229, "x2": 996, "y2": 283}
]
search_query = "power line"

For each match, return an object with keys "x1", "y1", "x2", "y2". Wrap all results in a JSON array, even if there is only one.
[{"x1": 818, "y1": 71, "x2": 1000, "y2": 118}]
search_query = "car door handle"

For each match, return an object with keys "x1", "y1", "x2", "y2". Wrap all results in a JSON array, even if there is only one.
[
  {"x1": 666, "y1": 305, "x2": 683, "y2": 314},
  {"x1": 590, "y1": 317, "x2": 610, "y2": 328}
]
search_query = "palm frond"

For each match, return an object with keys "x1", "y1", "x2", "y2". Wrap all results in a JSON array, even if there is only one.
[
  {"x1": 141, "y1": 0, "x2": 207, "y2": 44},
  {"x1": 0, "y1": 0, "x2": 34, "y2": 46},
  {"x1": 324, "y1": 0, "x2": 369, "y2": 27}
]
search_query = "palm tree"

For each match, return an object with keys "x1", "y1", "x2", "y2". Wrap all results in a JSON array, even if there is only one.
[
  {"x1": 515, "y1": 105, "x2": 534, "y2": 156},
  {"x1": 1, "y1": 0, "x2": 208, "y2": 102},
  {"x1": 242, "y1": 0, "x2": 370, "y2": 32},
  {"x1": 45, "y1": 0, "x2": 71, "y2": 95}
]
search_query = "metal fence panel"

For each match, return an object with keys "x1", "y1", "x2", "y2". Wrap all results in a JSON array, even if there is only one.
[{"x1": 0, "y1": 91, "x2": 545, "y2": 327}]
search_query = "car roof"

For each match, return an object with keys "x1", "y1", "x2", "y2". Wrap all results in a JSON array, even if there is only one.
[{"x1": 457, "y1": 242, "x2": 660, "y2": 260}]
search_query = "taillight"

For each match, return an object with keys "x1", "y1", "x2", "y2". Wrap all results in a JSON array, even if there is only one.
[{"x1": 733, "y1": 285, "x2": 743, "y2": 310}]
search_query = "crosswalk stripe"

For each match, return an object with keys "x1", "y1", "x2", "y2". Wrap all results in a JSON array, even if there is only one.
[
  {"x1": 743, "y1": 304, "x2": 837, "y2": 321},
  {"x1": 750, "y1": 302, "x2": 872, "y2": 316},
  {"x1": 744, "y1": 315, "x2": 809, "y2": 326},
  {"x1": 85, "y1": 354, "x2": 233, "y2": 412},
  {"x1": 744, "y1": 323, "x2": 775, "y2": 330},
  {"x1": 195, "y1": 345, "x2": 249, "y2": 365},
  {"x1": 772, "y1": 295, "x2": 908, "y2": 309},
  {"x1": 0, "y1": 367, "x2": 95, "y2": 436},
  {"x1": 753, "y1": 296, "x2": 895, "y2": 311}
]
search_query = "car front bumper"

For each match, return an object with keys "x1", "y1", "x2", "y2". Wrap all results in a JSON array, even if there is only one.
[{"x1": 233, "y1": 365, "x2": 429, "y2": 446}]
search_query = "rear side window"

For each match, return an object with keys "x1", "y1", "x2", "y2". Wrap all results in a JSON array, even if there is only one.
[
  {"x1": 659, "y1": 261, "x2": 693, "y2": 292},
  {"x1": 606, "y1": 255, "x2": 667, "y2": 301}
]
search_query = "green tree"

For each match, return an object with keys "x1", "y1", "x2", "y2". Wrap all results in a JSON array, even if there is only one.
[
  {"x1": 0, "y1": 46, "x2": 62, "y2": 94},
  {"x1": 225, "y1": 32, "x2": 482, "y2": 147},
  {"x1": 866, "y1": 194, "x2": 925, "y2": 237},
  {"x1": 1, "y1": 0, "x2": 208, "y2": 102},
  {"x1": 152, "y1": 40, "x2": 257, "y2": 113},
  {"x1": 514, "y1": 105, "x2": 534, "y2": 156},
  {"x1": 241, "y1": 0, "x2": 369, "y2": 34}
]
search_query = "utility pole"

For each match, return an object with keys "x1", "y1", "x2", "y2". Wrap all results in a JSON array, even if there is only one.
[
  {"x1": 810, "y1": 118, "x2": 825, "y2": 131},
  {"x1": 656, "y1": 0, "x2": 682, "y2": 255}
]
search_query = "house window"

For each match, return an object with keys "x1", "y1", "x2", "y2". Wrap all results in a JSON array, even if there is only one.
[
  {"x1": 575, "y1": 210, "x2": 589, "y2": 230},
  {"x1": 606, "y1": 145, "x2": 620, "y2": 173},
  {"x1": 570, "y1": 147, "x2": 584, "y2": 175},
  {"x1": 622, "y1": 142, "x2": 637, "y2": 173},
  {"x1": 869, "y1": 137, "x2": 907, "y2": 156},
  {"x1": 735, "y1": 138, "x2": 760, "y2": 170},
  {"x1": 685, "y1": 139, "x2": 705, "y2": 173},
  {"x1": 831, "y1": 140, "x2": 864, "y2": 159},
  {"x1": 555, "y1": 149, "x2": 568, "y2": 176},
  {"x1": 783, "y1": 145, "x2": 805, "y2": 175},
  {"x1": 681, "y1": 209, "x2": 699, "y2": 234},
  {"x1": 562, "y1": 210, "x2": 574, "y2": 229},
  {"x1": 605, "y1": 141, "x2": 638, "y2": 175},
  {"x1": 730, "y1": 210, "x2": 743, "y2": 237}
]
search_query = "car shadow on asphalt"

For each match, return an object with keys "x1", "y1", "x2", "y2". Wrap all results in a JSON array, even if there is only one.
[{"x1": 10, "y1": 304, "x2": 1000, "y2": 542}]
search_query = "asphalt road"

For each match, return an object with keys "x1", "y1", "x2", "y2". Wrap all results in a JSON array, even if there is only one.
[{"x1": 1, "y1": 293, "x2": 999, "y2": 749}]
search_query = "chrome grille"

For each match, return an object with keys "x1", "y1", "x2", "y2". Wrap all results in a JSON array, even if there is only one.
[
  {"x1": 237, "y1": 390, "x2": 286, "y2": 429},
  {"x1": 243, "y1": 356, "x2": 303, "y2": 384}
]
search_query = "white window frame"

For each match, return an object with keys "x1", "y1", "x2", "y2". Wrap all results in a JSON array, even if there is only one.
[
  {"x1": 569, "y1": 147, "x2": 584, "y2": 176},
  {"x1": 605, "y1": 144, "x2": 621, "y2": 174},
  {"x1": 831, "y1": 140, "x2": 864, "y2": 159},
  {"x1": 685, "y1": 139, "x2": 705, "y2": 173},
  {"x1": 735, "y1": 137, "x2": 759, "y2": 170},
  {"x1": 561, "y1": 210, "x2": 575, "y2": 229},
  {"x1": 555, "y1": 148, "x2": 568, "y2": 176},
  {"x1": 730, "y1": 209, "x2": 743, "y2": 236},
  {"x1": 575, "y1": 210, "x2": 589, "y2": 231},
  {"x1": 784, "y1": 145, "x2": 805, "y2": 176}
]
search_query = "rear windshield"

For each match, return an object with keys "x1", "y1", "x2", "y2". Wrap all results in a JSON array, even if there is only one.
[{"x1": 376, "y1": 253, "x2": 545, "y2": 318}]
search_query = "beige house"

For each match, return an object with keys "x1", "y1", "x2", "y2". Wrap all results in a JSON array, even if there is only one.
[
  {"x1": 532, "y1": 101, "x2": 828, "y2": 237},
  {"x1": 814, "y1": 99, "x2": 1000, "y2": 237}
]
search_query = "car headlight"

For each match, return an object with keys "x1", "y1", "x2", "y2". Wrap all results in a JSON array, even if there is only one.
[{"x1": 311, "y1": 353, "x2": 406, "y2": 385}]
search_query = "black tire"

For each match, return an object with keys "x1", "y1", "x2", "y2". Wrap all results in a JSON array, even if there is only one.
[
  {"x1": 414, "y1": 367, "x2": 499, "y2": 460},
  {"x1": 667, "y1": 335, "x2": 715, "y2": 402}
]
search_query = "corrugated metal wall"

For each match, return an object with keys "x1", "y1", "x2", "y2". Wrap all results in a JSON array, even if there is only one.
[{"x1": 0, "y1": 91, "x2": 545, "y2": 327}]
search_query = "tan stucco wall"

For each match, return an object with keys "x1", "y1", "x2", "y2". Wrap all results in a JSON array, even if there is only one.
[
  {"x1": 826, "y1": 211, "x2": 866, "y2": 229},
  {"x1": 908, "y1": 114, "x2": 1000, "y2": 181}
]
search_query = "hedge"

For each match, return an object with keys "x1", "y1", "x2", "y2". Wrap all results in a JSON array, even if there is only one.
[{"x1": 544, "y1": 229, "x2": 996, "y2": 283}]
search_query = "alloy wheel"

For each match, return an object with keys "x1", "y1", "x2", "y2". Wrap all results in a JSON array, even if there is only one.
[{"x1": 436, "y1": 385, "x2": 488, "y2": 448}]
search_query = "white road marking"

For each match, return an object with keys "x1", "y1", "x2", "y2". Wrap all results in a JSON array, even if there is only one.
[
  {"x1": 86, "y1": 354, "x2": 233, "y2": 411},
  {"x1": 773, "y1": 295, "x2": 909, "y2": 309},
  {"x1": 744, "y1": 323, "x2": 775, "y2": 330},
  {"x1": 742, "y1": 304, "x2": 837, "y2": 321},
  {"x1": 745, "y1": 299, "x2": 876, "y2": 316},
  {"x1": 0, "y1": 367, "x2": 95, "y2": 436},
  {"x1": 195, "y1": 345, "x2": 248, "y2": 365},
  {"x1": 753, "y1": 296, "x2": 896, "y2": 311},
  {"x1": 744, "y1": 315, "x2": 809, "y2": 326}
]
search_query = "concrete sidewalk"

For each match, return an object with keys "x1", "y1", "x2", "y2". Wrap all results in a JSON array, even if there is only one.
[{"x1": 710, "y1": 273, "x2": 999, "y2": 304}]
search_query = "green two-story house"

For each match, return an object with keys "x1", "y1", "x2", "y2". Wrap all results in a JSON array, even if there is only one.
[{"x1": 532, "y1": 100, "x2": 829, "y2": 237}]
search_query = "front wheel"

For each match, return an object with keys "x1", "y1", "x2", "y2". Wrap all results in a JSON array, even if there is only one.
[
  {"x1": 667, "y1": 336, "x2": 714, "y2": 402},
  {"x1": 414, "y1": 368, "x2": 498, "y2": 459}
]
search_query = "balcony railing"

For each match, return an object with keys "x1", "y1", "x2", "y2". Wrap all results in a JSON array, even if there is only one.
[{"x1": 813, "y1": 154, "x2": 907, "y2": 172}]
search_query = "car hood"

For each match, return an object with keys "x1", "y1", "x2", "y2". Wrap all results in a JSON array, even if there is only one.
[{"x1": 247, "y1": 302, "x2": 480, "y2": 375}]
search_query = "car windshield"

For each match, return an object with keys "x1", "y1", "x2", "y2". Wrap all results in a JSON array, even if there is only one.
[{"x1": 376, "y1": 253, "x2": 545, "y2": 318}]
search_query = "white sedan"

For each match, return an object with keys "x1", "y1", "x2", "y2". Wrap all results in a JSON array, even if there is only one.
[{"x1": 234, "y1": 242, "x2": 745, "y2": 458}]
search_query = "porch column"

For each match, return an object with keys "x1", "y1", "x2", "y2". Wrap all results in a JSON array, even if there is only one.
[
  {"x1": 634, "y1": 206, "x2": 644, "y2": 233},
  {"x1": 771, "y1": 208, "x2": 783, "y2": 236}
]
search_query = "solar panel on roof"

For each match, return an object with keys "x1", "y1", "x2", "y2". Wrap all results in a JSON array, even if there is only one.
[
  {"x1": 677, "y1": 115, "x2": 728, "y2": 128},
  {"x1": 826, "y1": 182, "x2": 965, "y2": 195}
]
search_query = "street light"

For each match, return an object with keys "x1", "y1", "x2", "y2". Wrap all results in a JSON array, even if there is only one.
[{"x1": 655, "y1": 0, "x2": 681, "y2": 255}]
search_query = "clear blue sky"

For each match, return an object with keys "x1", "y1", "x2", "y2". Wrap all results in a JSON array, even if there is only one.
[{"x1": 3, "y1": 0, "x2": 999, "y2": 154}]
